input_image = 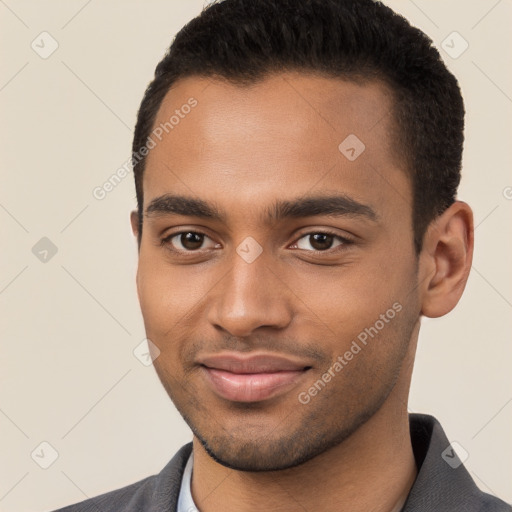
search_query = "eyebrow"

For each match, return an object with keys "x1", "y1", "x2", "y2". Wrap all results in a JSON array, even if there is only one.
[{"x1": 145, "y1": 193, "x2": 378, "y2": 224}]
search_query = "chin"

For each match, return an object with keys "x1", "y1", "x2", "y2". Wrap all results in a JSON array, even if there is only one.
[{"x1": 191, "y1": 415, "x2": 362, "y2": 473}]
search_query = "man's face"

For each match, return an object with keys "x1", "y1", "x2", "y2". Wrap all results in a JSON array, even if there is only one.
[{"x1": 134, "y1": 73, "x2": 421, "y2": 471}]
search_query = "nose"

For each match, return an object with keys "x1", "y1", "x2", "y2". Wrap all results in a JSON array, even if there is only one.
[{"x1": 206, "y1": 248, "x2": 293, "y2": 338}]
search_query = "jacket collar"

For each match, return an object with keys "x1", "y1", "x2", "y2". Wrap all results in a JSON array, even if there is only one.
[{"x1": 152, "y1": 414, "x2": 506, "y2": 512}]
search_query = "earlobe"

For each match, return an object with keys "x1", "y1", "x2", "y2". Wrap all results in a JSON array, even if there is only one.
[
  {"x1": 130, "y1": 210, "x2": 142, "y2": 302},
  {"x1": 130, "y1": 210, "x2": 139, "y2": 238},
  {"x1": 419, "y1": 201, "x2": 474, "y2": 318}
]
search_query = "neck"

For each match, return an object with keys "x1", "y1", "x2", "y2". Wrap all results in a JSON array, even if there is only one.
[{"x1": 190, "y1": 331, "x2": 419, "y2": 512}]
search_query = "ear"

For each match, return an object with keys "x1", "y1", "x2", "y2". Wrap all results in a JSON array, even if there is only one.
[
  {"x1": 130, "y1": 210, "x2": 142, "y2": 301},
  {"x1": 418, "y1": 201, "x2": 474, "y2": 318},
  {"x1": 130, "y1": 210, "x2": 139, "y2": 238}
]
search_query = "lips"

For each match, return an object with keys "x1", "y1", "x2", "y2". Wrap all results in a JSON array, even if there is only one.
[{"x1": 198, "y1": 353, "x2": 311, "y2": 403}]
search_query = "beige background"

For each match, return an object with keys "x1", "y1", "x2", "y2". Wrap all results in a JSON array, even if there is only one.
[{"x1": 1, "y1": 1, "x2": 511, "y2": 510}]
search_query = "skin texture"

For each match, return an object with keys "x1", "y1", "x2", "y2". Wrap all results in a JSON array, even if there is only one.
[{"x1": 131, "y1": 73, "x2": 474, "y2": 512}]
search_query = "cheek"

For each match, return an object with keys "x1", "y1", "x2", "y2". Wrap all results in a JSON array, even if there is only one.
[
  {"x1": 297, "y1": 263, "x2": 415, "y2": 365},
  {"x1": 290, "y1": 256, "x2": 410, "y2": 323},
  {"x1": 136, "y1": 249, "x2": 215, "y2": 333}
]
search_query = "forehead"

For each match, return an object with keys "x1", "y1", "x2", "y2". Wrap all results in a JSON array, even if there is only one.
[{"x1": 142, "y1": 72, "x2": 410, "y2": 222}]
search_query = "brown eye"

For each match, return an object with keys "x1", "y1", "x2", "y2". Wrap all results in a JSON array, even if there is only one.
[
  {"x1": 310, "y1": 233, "x2": 333, "y2": 250},
  {"x1": 180, "y1": 232, "x2": 204, "y2": 250},
  {"x1": 164, "y1": 231, "x2": 218, "y2": 252},
  {"x1": 296, "y1": 232, "x2": 344, "y2": 251}
]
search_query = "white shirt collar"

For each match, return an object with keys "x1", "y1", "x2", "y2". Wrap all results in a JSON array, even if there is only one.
[{"x1": 177, "y1": 450, "x2": 199, "y2": 512}]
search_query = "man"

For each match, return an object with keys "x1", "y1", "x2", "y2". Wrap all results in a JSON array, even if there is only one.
[{"x1": 53, "y1": 0, "x2": 511, "y2": 510}]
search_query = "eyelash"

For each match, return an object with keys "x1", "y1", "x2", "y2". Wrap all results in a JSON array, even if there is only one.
[{"x1": 160, "y1": 229, "x2": 354, "y2": 255}]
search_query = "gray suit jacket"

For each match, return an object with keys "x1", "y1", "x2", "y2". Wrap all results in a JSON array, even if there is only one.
[{"x1": 50, "y1": 414, "x2": 511, "y2": 511}]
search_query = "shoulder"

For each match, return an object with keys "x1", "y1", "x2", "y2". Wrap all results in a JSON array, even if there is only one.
[
  {"x1": 406, "y1": 414, "x2": 511, "y2": 511},
  {"x1": 48, "y1": 443, "x2": 193, "y2": 512},
  {"x1": 50, "y1": 474, "x2": 156, "y2": 512}
]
